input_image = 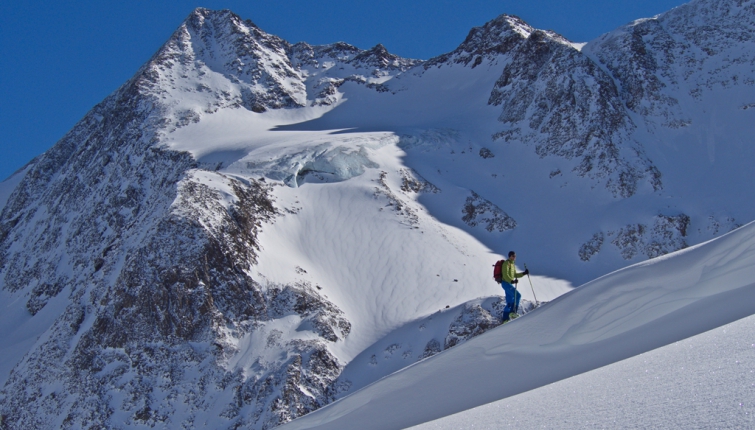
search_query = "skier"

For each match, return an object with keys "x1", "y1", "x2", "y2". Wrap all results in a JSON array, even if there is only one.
[{"x1": 499, "y1": 251, "x2": 528, "y2": 321}]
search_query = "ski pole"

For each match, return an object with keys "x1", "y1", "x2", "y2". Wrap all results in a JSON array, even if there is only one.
[
  {"x1": 513, "y1": 278, "x2": 520, "y2": 315},
  {"x1": 525, "y1": 264, "x2": 539, "y2": 306}
]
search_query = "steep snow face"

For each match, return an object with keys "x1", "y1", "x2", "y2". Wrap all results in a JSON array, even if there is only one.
[
  {"x1": 151, "y1": 8, "x2": 306, "y2": 118},
  {"x1": 419, "y1": 14, "x2": 663, "y2": 200}
]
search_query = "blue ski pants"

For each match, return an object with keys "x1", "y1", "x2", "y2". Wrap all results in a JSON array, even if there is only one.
[{"x1": 500, "y1": 281, "x2": 521, "y2": 317}]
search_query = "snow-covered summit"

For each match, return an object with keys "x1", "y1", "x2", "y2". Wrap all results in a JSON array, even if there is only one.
[
  {"x1": 142, "y1": 7, "x2": 422, "y2": 121},
  {"x1": 424, "y1": 14, "x2": 535, "y2": 68},
  {"x1": 425, "y1": 13, "x2": 581, "y2": 71}
]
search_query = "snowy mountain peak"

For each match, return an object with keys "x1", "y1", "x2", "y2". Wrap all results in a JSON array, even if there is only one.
[
  {"x1": 141, "y1": 8, "x2": 422, "y2": 118},
  {"x1": 456, "y1": 14, "x2": 534, "y2": 51},
  {"x1": 426, "y1": 14, "x2": 574, "y2": 68},
  {"x1": 149, "y1": 7, "x2": 306, "y2": 115},
  {"x1": 350, "y1": 43, "x2": 421, "y2": 71}
]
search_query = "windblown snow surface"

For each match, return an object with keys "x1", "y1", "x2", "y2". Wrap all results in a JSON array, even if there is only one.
[{"x1": 280, "y1": 220, "x2": 755, "y2": 430}]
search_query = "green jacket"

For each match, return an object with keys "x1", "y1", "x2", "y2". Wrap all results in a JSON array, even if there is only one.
[{"x1": 501, "y1": 259, "x2": 525, "y2": 284}]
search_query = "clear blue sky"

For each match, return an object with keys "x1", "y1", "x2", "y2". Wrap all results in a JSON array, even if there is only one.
[{"x1": 0, "y1": 0, "x2": 688, "y2": 181}]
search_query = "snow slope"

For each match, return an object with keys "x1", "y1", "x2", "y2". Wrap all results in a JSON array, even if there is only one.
[
  {"x1": 278, "y1": 220, "x2": 755, "y2": 429},
  {"x1": 412, "y1": 313, "x2": 755, "y2": 429}
]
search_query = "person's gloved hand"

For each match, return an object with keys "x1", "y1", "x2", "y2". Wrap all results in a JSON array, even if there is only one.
[
  {"x1": 512, "y1": 279, "x2": 519, "y2": 285},
  {"x1": 523, "y1": 269, "x2": 530, "y2": 276}
]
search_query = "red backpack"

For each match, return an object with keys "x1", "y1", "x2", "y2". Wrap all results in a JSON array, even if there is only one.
[{"x1": 493, "y1": 260, "x2": 504, "y2": 283}]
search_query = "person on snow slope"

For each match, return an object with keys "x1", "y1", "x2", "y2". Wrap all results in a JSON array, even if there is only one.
[{"x1": 500, "y1": 251, "x2": 528, "y2": 321}]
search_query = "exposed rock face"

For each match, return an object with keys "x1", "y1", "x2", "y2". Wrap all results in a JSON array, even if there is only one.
[
  {"x1": 351, "y1": 43, "x2": 420, "y2": 71},
  {"x1": 0, "y1": 99, "x2": 348, "y2": 427},
  {"x1": 156, "y1": 8, "x2": 306, "y2": 116},
  {"x1": 585, "y1": 0, "x2": 755, "y2": 124},
  {"x1": 425, "y1": 14, "x2": 537, "y2": 68},
  {"x1": 374, "y1": 170, "x2": 433, "y2": 228},
  {"x1": 469, "y1": 0, "x2": 754, "y2": 203},
  {"x1": 419, "y1": 14, "x2": 666, "y2": 198},
  {"x1": 589, "y1": 19, "x2": 684, "y2": 125},
  {"x1": 398, "y1": 170, "x2": 437, "y2": 197},
  {"x1": 291, "y1": 40, "x2": 421, "y2": 106},
  {"x1": 444, "y1": 300, "x2": 505, "y2": 349},
  {"x1": 418, "y1": 299, "x2": 540, "y2": 355},
  {"x1": 484, "y1": 23, "x2": 662, "y2": 198},
  {"x1": 462, "y1": 191, "x2": 516, "y2": 233},
  {"x1": 579, "y1": 214, "x2": 692, "y2": 261}
]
